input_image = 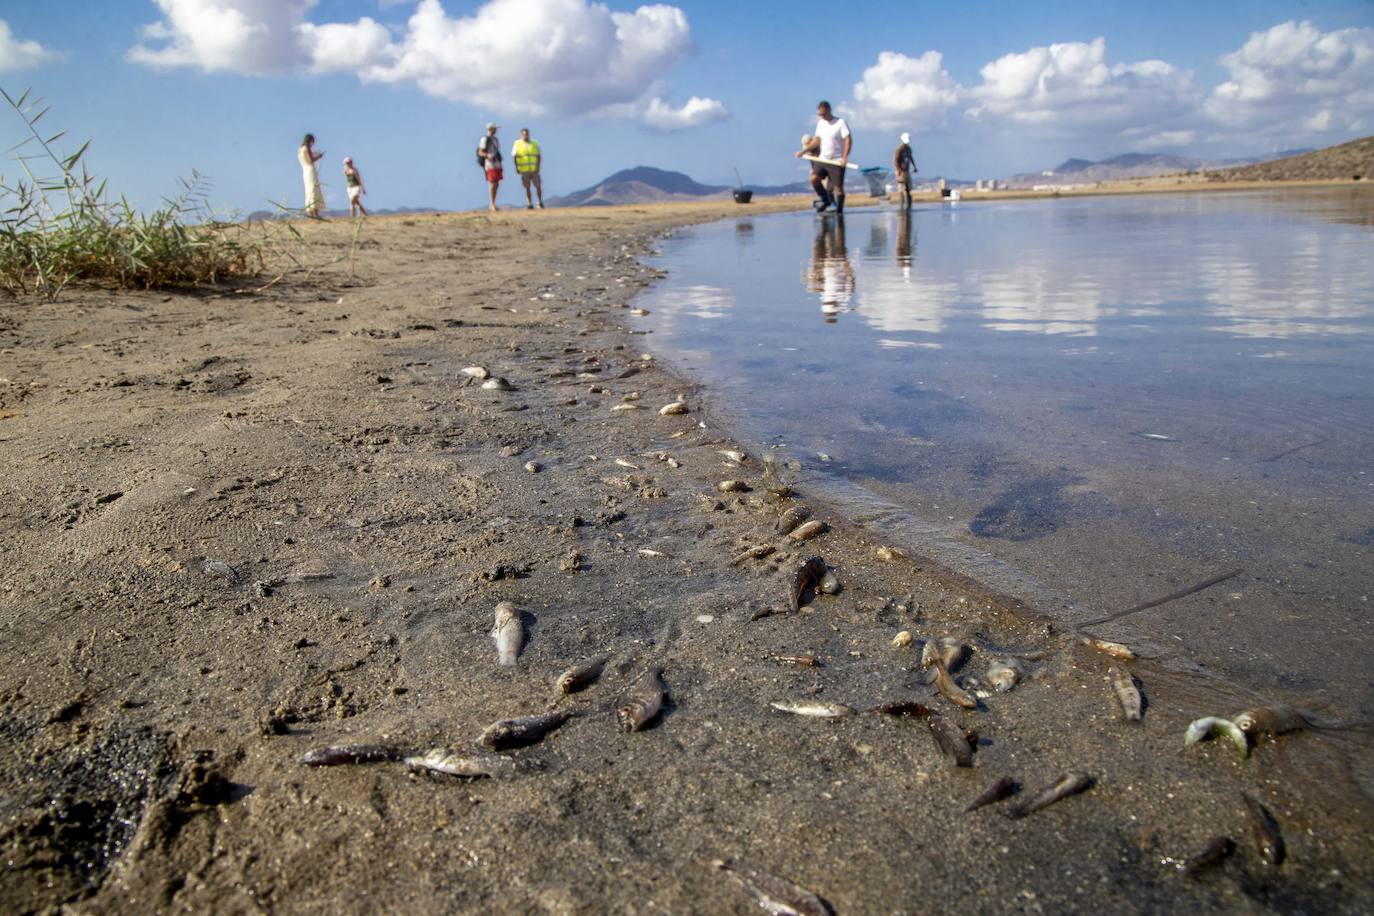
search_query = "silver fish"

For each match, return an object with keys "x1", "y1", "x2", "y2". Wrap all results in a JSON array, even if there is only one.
[
  {"x1": 770, "y1": 700, "x2": 855, "y2": 718},
  {"x1": 788, "y1": 556, "x2": 827, "y2": 613},
  {"x1": 987, "y1": 658, "x2": 1025, "y2": 693},
  {"x1": 717, "y1": 479, "x2": 752, "y2": 493},
  {"x1": 404, "y1": 748, "x2": 530, "y2": 778},
  {"x1": 555, "y1": 655, "x2": 610, "y2": 695},
  {"x1": 1108, "y1": 666, "x2": 1143, "y2": 721},
  {"x1": 481, "y1": 377, "x2": 514, "y2": 391},
  {"x1": 659, "y1": 400, "x2": 688, "y2": 416},
  {"x1": 301, "y1": 744, "x2": 403, "y2": 767},
  {"x1": 788, "y1": 520, "x2": 828, "y2": 542},
  {"x1": 775, "y1": 506, "x2": 813, "y2": 535},
  {"x1": 618, "y1": 665, "x2": 665, "y2": 732},
  {"x1": 1006, "y1": 773, "x2": 1093, "y2": 819},
  {"x1": 730, "y1": 544, "x2": 776, "y2": 566},
  {"x1": 1232, "y1": 705, "x2": 1305, "y2": 739},
  {"x1": 478, "y1": 710, "x2": 571, "y2": 750},
  {"x1": 928, "y1": 652, "x2": 977, "y2": 710},
  {"x1": 711, "y1": 858, "x2": 831, "y2": 916},
  {"x1": 718, "y1": 449, "x2": 748, "y2": 464},
  {"x1": 491, "y1": 601, "x2": 524, "y2": 667},
  {"x1": 1184, "y1": 717, "x2": 1249, "y2": 758},
  {"x1": 1082, "y1": 636, "x2": 1136, "y2": 660}
]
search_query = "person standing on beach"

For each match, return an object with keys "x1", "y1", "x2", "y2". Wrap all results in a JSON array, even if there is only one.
[
  {"x1": 343, "y1": 157, "x2": 368, "y2": 218},
  {"x1": 512, "y1": 128, "x2": 544, "y2": 209},
  {"x1": 893, "y1": 132, "x2": 916, "y2": 209},
  {"x1": 795, "y1": 101, "x2": 851, "y2": 214},
  {"x1": 478, "y1": 122, "x2": 503, "y2": 212},
  {"x1": 298, "y1": 133, "x2": 325, "y2": 219}
]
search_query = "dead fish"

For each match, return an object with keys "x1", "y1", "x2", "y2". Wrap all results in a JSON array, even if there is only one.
[
  {"x1": 871, "y1": 701, "x2": 929, "y2": 718},
  {"x1": 491, "y1": 601, "x2": 524, "y2": 667},
  {"x1": 460, "y1": 366, "x2": 489, "y2": 379},
  {"x1": 611, "y1": 403, "x2": 642, "y2": 412},
  {"x1": 301, "y1": 744, "x2": 403, "y2": 767},
  {"x1": 775, "y1": 505, "x2": 813, "y2": 534},
  {"x1": 1182, "y1": 835, "x2": 1236, "y2": 876},
  {"x1": 404, "y1": 748, "x2": 530, "y2": 778},
  {"x1": 891, "y1": 631, "x2": 913, "y2": 648},
  {"x1": 659, "y1": 400, "x2": 689, "y2": 416},
  {"x1": 788, "y1": 556, "x2": 827, "y2": 613},
  {"x1": 717, "y1": 479, "x2": 752, "y2": 493},
  {"x1": 630, "y1": 307, "x2": 650, "y2": 316},
  {"x1": 771, "y1": 700, "x2": 855, "y2": 718},
  {"x1": 788, "y1": 520, "x2": 828, "y2": 542},
  {"x1": 730, "y1": 544, "x2": 776, "y2": 566},
  {"x1": 773, "y1": 654, "x2": 821, "y2": 668},
  {"x1": 478, "y1": 710, "x2": 571, "y2": 750},
  {"x1": 555, "y1": 655, "x2": 610, "y2": 695},
  {"x1": 1134, "y1": 432, "x2": 1176, "y2": 442},
  {"x1": 719, "y1": 450, "x2": 748, "y2": 464},
  {"x1": 1184, "y1": 716, "x2": 1248, "y2": 759},
  {"x1": 874, "y1": 545, "x2": 907, "y2": 562},
  {"x1": 1232, "y1": 705, "x2": 1306, "y2": 739},
  {"x1": 618, "y1": 665, "x2": 665, "y2": 732},
  {"x1": 523, "y1": 461, "x2": 542, "y2": 473},
  {"x1": 711, "y1": 858, "x2": 832, "y2": 916},
  {"x1": 1006, "y1": 773, "x2": 1093, "y2": 819},
  {"x1": 1108, "y1": 666, "x2": 1143, "y2": 721},
  {"x1": 614, "y1": 458, "x2": 641, "y2": 470},
  {"x1": 966, "y1": 776, "x2": 1018, "y2": 811},
  {"x1": 637, "y1": 548, "x2": 666, "y2": 558},
  {"x1": 987, "y1": 658, "x2": 1026, "y2": 693},
  {"x1": 818, "y1": 570, "x2": 841, "y2": 595},
  {"x1": 1242, "y1": 793, "x2": 1285, "y2": 866},
  {"x1": 482, "y1": 377, "x2": 514, "y2": 391},
  {"x1": 928, "y1": 713, "x2": 975, "y2": 767},
  {"x1": 921, "y1": 637, "x2": 970, "y2": 674},
  {"x1": 932, "y1": 660, "x2": 978, "y2": 710},
  {"x1": 1082, "y1": 636, "x2": 1136, "y2": 660}
]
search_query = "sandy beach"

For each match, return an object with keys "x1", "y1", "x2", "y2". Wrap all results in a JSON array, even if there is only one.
[{"x1": 2, "y1": 196, "x2": 1372, "y2": 913}]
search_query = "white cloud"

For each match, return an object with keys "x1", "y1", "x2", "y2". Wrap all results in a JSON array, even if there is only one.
[
  {"x1": 128, "y1": 0, "x2": 724, "y2": 129},
  {"x1": 0, "y1": 18, "x2": 57, "y2": 72},
  {"x1": 845, "y1": 50, "x2": 960, "y2": 130},
  {"x1": 1208, "y1": 20, "x2": 1374, "y2": 137}
]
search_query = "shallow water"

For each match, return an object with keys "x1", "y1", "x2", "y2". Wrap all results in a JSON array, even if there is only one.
[{"x1": 637, "y1": 189, "x2": 1374, "y2": 718}]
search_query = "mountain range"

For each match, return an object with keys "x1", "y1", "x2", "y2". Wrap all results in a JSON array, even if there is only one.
[
  {"x1": 546, "y1": 166, "x2": 810, "y2": 207},
  {"x1": 1004, "y1": 150, "x2": 1312, "y2": 187}
]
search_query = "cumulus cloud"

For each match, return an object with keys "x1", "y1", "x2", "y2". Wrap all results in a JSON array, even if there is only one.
[
  {"x1": 0, "y1": 18, "x2": 57, "y2": 72},
  {"x1": 845, "y1": 50, "x2": 960, "y2": 130},
  {"x1": 129, "y1": 0, "x2": 724, "y2": 129},
  {"x1": 1208, "y1": 20, "x2": 1374, "y2": 137}
]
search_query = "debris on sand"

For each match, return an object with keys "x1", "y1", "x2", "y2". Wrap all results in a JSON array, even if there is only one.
[
  {"x1": 966, "y1": 776, "x2": 1018, "y2": 811},
  {"x1": 788, "y1": 520, "x2": 828, "y2": 543},
  {"x1": 712, "y1": 858, "x2": 833, "y2": 916},
  {"x1": 491, "y1": 602, "x2": 524, "y2": 667},
  {"x1": 405, "y1": 749, "x2": 533, "y2": 779},
  {"x1": 770, "y1": 700, "x2": 855, "y2": 718},
  {"x1": 618, "y1": 665, "x2": 666, "y2": 732},
  {"x1": 1006, "y1": 773, "x2": 1093, "y2": 819},
  {"x1": 555, "y1": 655, "x2": 610, "y2": 695},
  {"x1": 478, "y1": 711, "x2": 571, "y2": 750},
  {"x1": 301, "y1": 744, "x2": 403, "y2": 767}
]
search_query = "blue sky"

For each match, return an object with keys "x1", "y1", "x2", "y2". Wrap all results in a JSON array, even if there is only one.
[{"x1": 1, "y1": 1, "x2": 1371, "y2": 214}]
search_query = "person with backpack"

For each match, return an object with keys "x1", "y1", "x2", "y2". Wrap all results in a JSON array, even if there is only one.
[
  {"x1": 477, "y1": 122, "x2": 503, "y2": 212},
  {"x1": 512, "y1": 128, "x2": 544, "y2": 209},
  {"x1": 893, "y1": 132, "x2": 916, "y2": 209}
]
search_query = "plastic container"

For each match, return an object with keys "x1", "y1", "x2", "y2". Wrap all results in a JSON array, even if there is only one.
[{"x1": 733, "y1": 189, "x2": 753, "y2": 204}]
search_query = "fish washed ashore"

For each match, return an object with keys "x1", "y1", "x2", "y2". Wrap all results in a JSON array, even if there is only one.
[{"x1": 1, "y1": 198, "x2": 1371, "y2": 913}]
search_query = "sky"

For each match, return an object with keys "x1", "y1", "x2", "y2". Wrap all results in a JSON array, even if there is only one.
[{"x1": 1, "y1": 0, "x2": 1371, "y2": 214}]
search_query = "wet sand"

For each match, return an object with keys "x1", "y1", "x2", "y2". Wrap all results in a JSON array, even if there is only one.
[{"x1": 1, "y1": 198, "x2": 1371, "y2": 913}]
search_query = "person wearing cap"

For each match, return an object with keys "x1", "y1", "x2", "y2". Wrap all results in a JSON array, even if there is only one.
[
  {"x1": 893, "y1": 132, "x2": 916, "y2": 209},
  {"x1": 343, "y1": 156, "x2": 368, "y2": 218},
  {"x1": 478, "y1": 122, "x2": 503, "y2": 211},
  {"x1": 512, "y1": 128, "x2": 544, "y2": 209}
]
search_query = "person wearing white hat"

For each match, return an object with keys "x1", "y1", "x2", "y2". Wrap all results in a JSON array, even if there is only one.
[
  {"x1": 342, "y1": 156, "x2": 368, "y2": 218},
  {"x1": 893, "y1": 132, "x2": 916, "y2": 209},
  {"x1": 477, "y1": 122, "x2": 503, "y2": 211}
]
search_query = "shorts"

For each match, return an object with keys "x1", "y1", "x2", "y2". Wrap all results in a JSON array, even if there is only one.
[
  {"x1": 486, "y1": 167, "x2": 503, "y2": 182},
  {"x1": 347, "y1": 185, "x2": 362, "y2": 202},
  {"x1": 519, "y1": 171, "x2": 540, "y2": 187},
  {"x1": 895, "y1": 170, "x2": 911, "y2": 190},
  {"x1": 811, "y1": 161, "x2": 845, "y2": 192}
]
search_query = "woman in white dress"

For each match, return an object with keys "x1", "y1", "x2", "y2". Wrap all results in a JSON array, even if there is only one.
[{"x1": 298, "y1": 133, "x2": 325, "y2": 219}]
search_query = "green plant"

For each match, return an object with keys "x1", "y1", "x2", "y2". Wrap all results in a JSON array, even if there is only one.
[{"x1": 0, "y1": 87, "x2": 268, "y2": 298}]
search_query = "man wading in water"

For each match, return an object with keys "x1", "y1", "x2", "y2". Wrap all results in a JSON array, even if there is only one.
[{"x1": 796, "y1": 100, "x2": 852, "y2": 214}]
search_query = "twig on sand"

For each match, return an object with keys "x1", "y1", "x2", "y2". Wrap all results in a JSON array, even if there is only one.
[{"x1": 1077, "y1": 567, "x2": 1243, "y2": 629}]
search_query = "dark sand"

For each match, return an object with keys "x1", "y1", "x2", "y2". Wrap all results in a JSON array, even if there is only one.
[{"x1": 1, "y1": 199, "x2": 1371, "y2": 913}]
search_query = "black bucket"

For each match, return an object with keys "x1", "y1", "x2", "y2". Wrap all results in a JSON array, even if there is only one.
[{"x1": 733, "y1": 189, "x2": 753, "y2": 204}]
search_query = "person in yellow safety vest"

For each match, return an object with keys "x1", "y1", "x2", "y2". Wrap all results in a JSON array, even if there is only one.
[{"x1": 512, "y1": 128, "x2": 544, "y2": 209}]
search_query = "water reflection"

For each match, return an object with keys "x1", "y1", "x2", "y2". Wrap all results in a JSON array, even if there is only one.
[{"x1": 803, "y1": 216, "x2": 855, "y2": 322}]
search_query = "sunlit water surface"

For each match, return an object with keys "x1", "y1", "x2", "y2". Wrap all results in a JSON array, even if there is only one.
[{"x1": 636, "y1": 189, "x2": 1374, "y2": 717}]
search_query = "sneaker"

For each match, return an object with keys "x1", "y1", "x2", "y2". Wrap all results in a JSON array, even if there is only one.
[
  {"x1": 813, "y1": 199, "x2": 830, "y2": 213},
  {"x1": 527, "y1": 204, "x2": 534, "y2": 209}
]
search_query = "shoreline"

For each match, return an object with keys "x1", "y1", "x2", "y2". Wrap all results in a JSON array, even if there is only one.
[{"x1": 2, "y1": 198, "x2": 1371, "y2": 912}]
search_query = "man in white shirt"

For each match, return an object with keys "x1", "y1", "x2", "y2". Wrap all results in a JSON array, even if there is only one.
[{"x1": 795, "y1": 100, "x2": 852, "y2": 213}]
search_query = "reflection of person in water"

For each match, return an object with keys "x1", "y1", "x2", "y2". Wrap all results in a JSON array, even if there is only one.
[
  {"x1": 895, "y1": 208, "x2": 915, "y2": 276},
  {"x1": 803, "y1": 215, "x2": 854, "y2": 323}
]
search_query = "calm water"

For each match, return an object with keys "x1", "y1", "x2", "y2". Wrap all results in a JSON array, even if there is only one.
[{"x1": 637, "y1": 189, "x2": 1374, "y2": 717}]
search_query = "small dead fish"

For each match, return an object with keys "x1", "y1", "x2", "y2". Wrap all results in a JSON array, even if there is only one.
[
  {"x1": 1242, "y1": 793, "x2": 1285, "y2": 867},
  {"x1": 775, "y1": 505, "x2": 813, "y2": 535},
  {"x1": 1182, "y1": 835, "x2": 1236, "y2": 876},
  {"x1": 630, "y1": 307, "x2": 650, "y2": 316},
  {"x1": 618, "y1": 665, "x2": 665, "y2": 732},
  {"x1": 478, "y1": 710, "x2": 571, "y2": 750},
  {"x1": 482, "y1": 377, "x2": 514, "y2": 391},
  {"x1": 933, "y1": 662, "x2": 977, "y2": 710},
  {"x1": 871, "y1": 701, "x2": 929, "y2": 718},
  {"x1": 1006, "y1": 773, "x2": 1093, "y2": 819},
  {"x1": 659, "y1": 400, "x2": 689, "y2": 416},
  {"x1": 966, "y1": 776, "x2": 1018, "y2": 811},
  {"x1": 788, "y1": 556, "x2": 827, "y2": 613},
  {"x1": 638, "y1": 548, "x2": 666, "y2": 558},
  {"x1": 1184, "y1": 717, "x2": 1249, "y2": 758},
  {"x1": 301, "y1": 744, "x2": 403, "y2": 767},
  {"x1": 718, "y1": 449, "x2": 748, "y2": 464},
  {"x1": 773, "y1": 654, "x2": 821, "y2": 668},
  {"x1": 1232, "y1": 705, "x2": 1306, "y2": 739},
  {"x1": 1082, "y1": 636, "x2": 1136, "y2": 660},
  {"x1": 555, "y1": 655, "x2": 610, "y2": 695},
  {"x1": 818, "y1": 570, "x2": 841, "y2": 595},
  {"x1": 921, "y1": 637, "x2": 970, "y2": 673},
  {"x1": 771, "y1": 700, "x2": 855, "y2": 718},
  {"x1": 404, "y1": 748, "x2": 530, "y2": 778},
  {"x1": 461, "y1": 366, "x2": 489, "y2": 379},
  {"x1": 611, "y1": 403, "x2": 642, "y2": 412},
  {"x1": 711, "y1": 858, "x2": 832, "y2": 916},
  {"x1": 1134, "y1": 432, "x2": 1176, "y2": 442},
  {"x1": 874, "y1": 545, "x2": 907, "y2": 562},
  {"x1": 987, "y1": 658, "x2": 1025, "y2": 693},
  {"x1": 491, "y1": 601, "x2": 524, "y2": 667},
  {"x1": 891, "y1": 630, "x2": 913, "y2": 648},
  {"x1": 1108, "y1": 666, "x2": 1143, "y2": 721},
  {"x1": 928, "y1": 713, "x2": 974, "y2": 767},
  {"x1": 788, "y1": 520, "x2": 828, "y2": 542},
  {"x1": 730, "y1": 544, "x2": 776, "y2": 566},
  {"x1": 717, "y1": 479, "x2": 752, "y2": 493},
  {"x1": 614, "y1": 458, "x2": 641, "y2": 470}
]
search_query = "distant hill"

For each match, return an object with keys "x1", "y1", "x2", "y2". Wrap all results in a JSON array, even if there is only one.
[
  {"x1": 1006, "y1": 151, "x2": 1277, "y2": 187},
  {"x1": 547, "y1": 166, "x2": 810, "y2": 207},
  {"x1": 1205, "y1": 135, "x2": 1374, "y2": 182},
  {"x1": 245, "y1": 206, "x2": 438, "y2": 221}
]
